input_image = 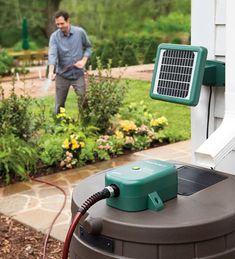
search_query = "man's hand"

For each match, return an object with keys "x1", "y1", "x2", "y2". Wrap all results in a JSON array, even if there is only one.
[
  {"x1": 48, "y1": 64, "x2": 56, "y2": 80},
  {"x1": 48, "y1": 72, "x2": 56, "y2": 81},
  {"x1": 74, "y1": 57, "x2": 88, "y2": 69}
]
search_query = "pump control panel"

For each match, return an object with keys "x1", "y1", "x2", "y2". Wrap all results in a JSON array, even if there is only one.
[{"x1": 105, "y1": 159, "x2": 177, "y2": 212}]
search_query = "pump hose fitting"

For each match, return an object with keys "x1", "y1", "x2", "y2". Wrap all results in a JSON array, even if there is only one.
[{"x1": 62, "y1": 184, "x2": 120, "y2": 259}]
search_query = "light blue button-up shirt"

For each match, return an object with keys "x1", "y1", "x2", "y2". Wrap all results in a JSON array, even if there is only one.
[{"x1": 48, "y1": 25, "x2": 92, "y2": 78}]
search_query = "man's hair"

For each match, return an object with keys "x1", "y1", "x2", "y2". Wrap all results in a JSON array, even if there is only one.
[{"x1": 54, "y1": 10, "x2": 70, "y2": 21}]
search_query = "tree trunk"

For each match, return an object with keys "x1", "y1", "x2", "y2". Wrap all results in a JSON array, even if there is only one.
[{"x1": 45, "y1": 0, "x2": 62, "y2": 38}]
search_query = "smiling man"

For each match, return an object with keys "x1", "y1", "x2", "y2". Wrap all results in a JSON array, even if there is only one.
[{"x1": 48, "y1": 10, "x2": 92, "y2": 114}]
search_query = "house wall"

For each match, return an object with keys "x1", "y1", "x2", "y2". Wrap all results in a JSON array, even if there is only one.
[{"x1": 191, "y1": 0, "x2": 235, "y2": 173}]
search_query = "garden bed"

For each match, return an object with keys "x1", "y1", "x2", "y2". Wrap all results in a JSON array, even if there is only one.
[{"x1": 0, "y1": 213, "x2": 63, "y2": 259}]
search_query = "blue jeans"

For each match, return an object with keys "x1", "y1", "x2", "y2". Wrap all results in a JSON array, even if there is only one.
[{"x1": 55, "y1": 74, "x2": 86, "y2": 114}]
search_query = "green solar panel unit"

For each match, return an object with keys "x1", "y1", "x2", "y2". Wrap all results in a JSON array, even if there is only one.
[{"x1": 150, "y1": 43, "x2": 208, "y2": 106}]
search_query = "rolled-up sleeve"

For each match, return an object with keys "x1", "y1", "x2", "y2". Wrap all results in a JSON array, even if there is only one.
[{"x1": 48, "y1": 34, "x2": 58, "y2": 65}]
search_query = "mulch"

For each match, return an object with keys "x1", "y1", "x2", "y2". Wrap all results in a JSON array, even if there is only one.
[{"x1": 0, "y1": 213, "x2": 64, "y2": 259}]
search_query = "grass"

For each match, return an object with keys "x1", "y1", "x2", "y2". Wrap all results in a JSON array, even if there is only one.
[
  {"x1": 124, "y1": 80, "x2": 191, "y2": 142},
  {"x1": 36, "y1": 79, "x2": 191, "y2": 142}
]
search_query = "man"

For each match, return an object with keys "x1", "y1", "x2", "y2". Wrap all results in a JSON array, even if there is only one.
[{"x1": 48, "y1": 10, "x2": 92, "y2": 114}]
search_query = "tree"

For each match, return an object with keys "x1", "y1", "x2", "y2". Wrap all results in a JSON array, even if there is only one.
[
  {"x1": 45, "y1": 0, "x2": 62, "y2": 37},
  {"x1": 0, "y1": 0, "x2": 62, "y2": 47},
  {"x1": 22, "y1": 17, "x2": 29, "y2": 50},
  {"x1": 0, "y1": 0, "x2": 191, "y2": 47},
  {"x1": 60, "y1": 0, "x2": 190, "y2": 40}
]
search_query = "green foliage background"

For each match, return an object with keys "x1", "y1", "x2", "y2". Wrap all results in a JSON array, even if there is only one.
[{"x1": 0, "y1": 0, "x2": 190, "y2": 48}]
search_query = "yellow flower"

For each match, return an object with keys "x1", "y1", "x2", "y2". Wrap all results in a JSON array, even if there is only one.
[
  {"x1": 62, "y1": 138, "x2": 70, "y2": 149},
  {"x1": 59, "y1": 107, "x2": 66, "y2": 114},
  {"x1": 115, "y1": 130, "x2": 124, "y2": 139},
  {"x1": 120, "y1": 120, "x2": 137, "y2": 132},
  {"x1": 150, "y1": 116, "x2": 168, "y2": 127},
  {"x1": 71, "y1": 138, "x2": 80, "y2": 150}
]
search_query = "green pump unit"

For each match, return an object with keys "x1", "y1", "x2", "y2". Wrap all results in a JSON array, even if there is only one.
[
  {"x1": 150, "y1": 43, "x2": 208, "y2": 106},
  {"x1": 105, "y1": 159, "x2": 177, "y2": 212}
]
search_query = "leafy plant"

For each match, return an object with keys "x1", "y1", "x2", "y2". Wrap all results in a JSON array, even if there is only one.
[
  {"x1": 0, "y1": 134, "x2": 37, "y2": 184},
  {"x1": 133, "y1": 135, "x2": 152, "y2": 150},
  {"x1": 157, "y1": 12, "x2": 190, "y2": 33},
  {"x1": 0, "y1": 88, "x2": 34, "y2": 139},
  {"x1": 60, "y1": 133, "x2": 86, "y2": 169},
  {"x1": 143, "y1": 41, "x2": 158, "y2": 64},
  {"x1": 38, "y1": 134, "x2": 65, "y2": 166},
  {"x1": 96, "y1": 134, "x2": 124, "y2": 156},
  {"x1": 121, "y1": 45, "x2": 139, "y2": 66},
  {"x1": 101, "y1": 42, "x2": 121, "y2": 68},
  {"x1": 108, "y1": 101, "x2": 168, "y2": 151},
  {"x1": 0, "y1": 49, "x2": 13, "y2": 76},
  {"x1": 13, "y1": 40, "x2": 40, "y2": 51},
  {"x1": 117, "y1": 101, "x2": 150, "y2": 126},
  {"x1": 82, "y1": 58, "x2": 129, "y2": 131},
  {"x1": 79, "y1": 138, "x2": 97, "y2": 164}
]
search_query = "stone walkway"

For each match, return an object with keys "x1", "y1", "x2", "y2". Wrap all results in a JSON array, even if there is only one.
[
  {"x1": 0, "y1": 141, "x2": 191, "y2": 242},
  {"x1": 1, "y1": 64, "x2": 154, "y2": 98}
]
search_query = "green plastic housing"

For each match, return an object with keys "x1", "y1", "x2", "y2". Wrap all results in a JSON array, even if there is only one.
[
  {"x1": 203, "y1": 60, "x2": 225, "y2": 87},
  {"x1": 105, "y1": 160, "x2": 177, "y2": 212},
  {"x1": 150, "y1": 43, "x2": 208, "y2": 106}
]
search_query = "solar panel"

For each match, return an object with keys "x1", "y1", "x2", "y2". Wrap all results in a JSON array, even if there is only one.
[{"x1": 150, "y1": 44, "x2": 208, "y2": 106}]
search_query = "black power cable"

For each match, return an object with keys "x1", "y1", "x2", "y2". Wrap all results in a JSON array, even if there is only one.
[{"x1": 206, "y1": 86, "x2": 213, "y2": 139}]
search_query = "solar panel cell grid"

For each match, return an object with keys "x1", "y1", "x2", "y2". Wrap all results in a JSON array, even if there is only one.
[{"x1": 155, "y1": 49, "x2": 195, "y2": 99}]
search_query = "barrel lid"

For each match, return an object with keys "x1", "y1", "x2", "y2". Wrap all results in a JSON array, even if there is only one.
[{"x1": 72, "y1": 167, "x2": 235, "y2": 244}]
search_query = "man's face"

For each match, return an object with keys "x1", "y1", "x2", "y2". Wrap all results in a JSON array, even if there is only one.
[{"x1": 55, "y1": 16, "x2": 70, "y2": 34}]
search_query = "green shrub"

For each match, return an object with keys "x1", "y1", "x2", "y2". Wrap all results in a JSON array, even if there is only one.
[
  {"x1": 121, "y1": 45, "x2": 139, "y2": 66},
  {"x1": 156, "y1": 12, "x2": 190, "y2": 33},
  {"x1": 0, "y1": 134, "x2": 38, "y2": 184},
  {"x1": 171, "y1": 37, "x2": 182, "y2": 44},
  {"x1": 79, "y1": 138, "x2": 97, "y2": 164},
  {"x1": 143, "y1": 41, "x2": 158, "y2": 64},
  {"x1": 13, "y1": 40, "x2": 39, "y2": 51},
  {"x1": 116, "y1": 35, "x2": 161, "y2": 63},
  {"x1": 89, "y1": 45, "x2": 104, "y2": 70},
  {"x1": 82, "y1": 58, "x2": 129, "y2": 131},
  {"x1": 0, "y1": 27, "x2": 21, "y2": 48},
  {"x1": 0, "y1": 89, "x2": 34, "y2": 139},
  {"x1": 93, "y1": 101, "x2": 169, "y2": 155},
  {"x1": 38, "y1": 134, "x2": 65, "y2": 166},
  {"x1": 101, "y1": 42, "x2": 120, "y2": 67},
  {"x1": 90, "y1": 36, "x2": 164, "y2": 68},
  {"x1": 0, "y1": 49, "x2": 13, "y2": 76}
]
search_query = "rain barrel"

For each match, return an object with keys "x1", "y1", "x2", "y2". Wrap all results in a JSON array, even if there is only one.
[{"x1": 70, "y1": 164, "x2": 235, "y2": 259}]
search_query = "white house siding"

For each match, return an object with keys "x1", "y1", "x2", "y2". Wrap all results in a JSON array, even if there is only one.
[
  {"x1": 191, "y1": 0, "x2": 216, "y2": 157},
  {"x1": 214, "y1": 0, "x2": 225, "y2": 133},
  {"x1": 191, "y1": 0, "x2": 235, "y2": 173}
]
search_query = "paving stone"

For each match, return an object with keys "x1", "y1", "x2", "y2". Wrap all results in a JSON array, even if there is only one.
[{"x1": 0, "y1": 195, "x2": 29, "y2": 215}]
